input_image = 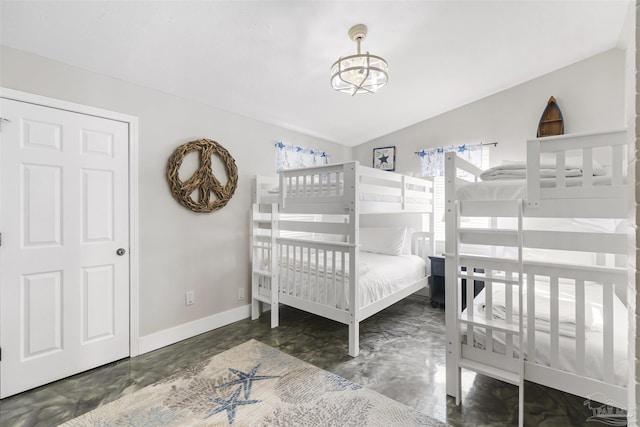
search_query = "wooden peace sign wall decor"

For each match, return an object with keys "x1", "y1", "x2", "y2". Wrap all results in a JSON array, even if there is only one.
[{"x1": 167, "y1": 139, "x2": 238, "y2": 213}]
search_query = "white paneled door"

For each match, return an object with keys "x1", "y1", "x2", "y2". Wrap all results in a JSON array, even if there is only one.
[{"x1": 0, "y1": 98, "x2": 130, "y2": 398}]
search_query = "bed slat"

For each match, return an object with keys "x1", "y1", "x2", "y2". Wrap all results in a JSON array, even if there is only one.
[
  {"x1": 485, "y1": 279, "x2": 493, "y2": 352},
  {"x1": 466, "y1": 268, "x2": 475, "y2": 346},
  {"x1": 314, "y1": 249, "x2": 322, "y2": 302},
  {"x1": 306, "y1": 246, "x2": 312, "y2": 301},
  {"x1": 575, "y1": 279, "x2": 586, "y2": 376},
  {"x1": 505, "y1": 271, "x2": 514, "y2": 358},
  {"x1": 603, "y1": 282, "x2": 614, "y2": 383},
  {"x1": 550, "y1": 277, "x2": 559, "y2": 370},
  {"x1": 526, "y1": 274, "x2": 535, "y2": 362},
  {"x1": 582, "y1": 148, "x2": 594, "y2": 187},
  {"x1": 323, "y1": 250, "x2": 328, "y2": 306}
]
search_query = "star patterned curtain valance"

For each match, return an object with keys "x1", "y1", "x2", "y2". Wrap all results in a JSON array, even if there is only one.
[
  {"x1": 417, "y1": 144, "x2": 484, "y2": 177},
  {"x1": 276, "y1": 141, "x2": 329, "y2": 172}
]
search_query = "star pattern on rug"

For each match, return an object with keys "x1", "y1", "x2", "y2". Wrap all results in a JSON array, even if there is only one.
[
  {"x1": 216, "y1": 363, "x2": 279, "y2": 398},
  {"x1": 61, "y1": 340, "x2": 444, "y2": 427},
  {"x1": 206, "y1": 386, "x2": 260, "y2": 424}
]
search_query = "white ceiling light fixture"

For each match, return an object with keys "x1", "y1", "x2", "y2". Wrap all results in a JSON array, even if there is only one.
[{"x1": 331, "y1": 24, "x2": 388, "y2": 96}]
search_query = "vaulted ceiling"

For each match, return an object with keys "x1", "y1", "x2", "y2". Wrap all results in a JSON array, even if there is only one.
[{"x1": 0, "y1": 1, "x2": 631, "y2": 146}]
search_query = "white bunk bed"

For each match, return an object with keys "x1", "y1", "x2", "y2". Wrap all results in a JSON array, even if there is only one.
[
  {"x1": 444, "y1": 129, "x2": 629, "y2": 425},
  {"x1": 250, "y1": 161, "x2": 435, "y2": 357}
]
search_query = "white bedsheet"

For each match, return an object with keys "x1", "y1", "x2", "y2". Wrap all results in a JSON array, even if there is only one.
[
  {"x1": 277, "y1": 252, "x2": 427, "y2": 309},
  {"x1": 358, "y1": 252, "x2": 427, "y2": 307},
  {"x1": 465, "y1": 284, "x2": 628, "y2": 386}
]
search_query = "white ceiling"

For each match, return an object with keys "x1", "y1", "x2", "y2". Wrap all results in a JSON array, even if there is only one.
[{"x1": 0, "y1": 1, "x2": 631, "y2": 146}]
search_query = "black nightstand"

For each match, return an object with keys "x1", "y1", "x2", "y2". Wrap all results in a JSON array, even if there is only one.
[
  {"x1": 428, "y1": 256, "x2": 484, "y2": 310},
  {"x1": 428, "y1": 256, "x2": 445, "y2": 308}
]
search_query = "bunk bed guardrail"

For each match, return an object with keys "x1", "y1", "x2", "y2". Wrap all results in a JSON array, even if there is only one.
[
  {"x1": 278, "y1": 161, "x2": 434, "y2": 214},
  {"x1": 525, "y1": 128, "x2": 627, "y2": 210}
]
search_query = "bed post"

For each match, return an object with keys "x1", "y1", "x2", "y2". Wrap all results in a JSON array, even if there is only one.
[
  {"x1": 444, "y1": 152, "x2": 459, "y2": 398},
  {"x1": 348, "y1": 322, "x2": 359, "y2": 357},
  {"x1": 270, "y1": 202, "x2": 279, "y2": 328},
  {"x1": 526, "y1": 138, "x2": 541, "y2": 208},
  {"x1": 251, "y1": 203, "x2": 260, "y2": 321},
  {"x1": 346, "y1": 162, "x2": 360, "y2": 357}
]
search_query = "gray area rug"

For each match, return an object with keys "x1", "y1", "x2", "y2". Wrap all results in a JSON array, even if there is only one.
[{"x1": 62, "y1": 339, "x2": 443, "y2": 426}]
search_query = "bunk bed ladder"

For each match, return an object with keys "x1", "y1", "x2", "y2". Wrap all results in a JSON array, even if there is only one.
[
  {"x1": 250, "y1": 203, "x2": 263, "y2": 321},
  {"x1": 269, "y1": 203, "x2": 279, "y2": 328},
  {"x1": 250, "y1": 203, "x2": 280, "y2": 327},
  {"x1": 454, "y1": 199, "x2": 525, "y2": 427},
  {"x1": 516, "y1": 200, "x2": 524, "y2": 427}
]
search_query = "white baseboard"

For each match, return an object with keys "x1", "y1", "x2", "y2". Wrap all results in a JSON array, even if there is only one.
[{"x1": 137, "y1": 304, "x2": 251, "y2": 355}]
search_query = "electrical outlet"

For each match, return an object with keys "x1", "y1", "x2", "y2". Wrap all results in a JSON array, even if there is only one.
[
  {"x1": 238, "y1": 288, "x2": 245, "y2": 301},
  {"x1": 185, "y1": 290, "x2": 195, "y2": 306}
]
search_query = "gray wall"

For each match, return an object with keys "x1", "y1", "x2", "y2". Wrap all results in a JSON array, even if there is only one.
[
  {"x1": 0, "y1": 45, "x2": 351, "y2": 346},
  {"x1": 353, "y1": 48, "x2": 625, "y2": 172}
]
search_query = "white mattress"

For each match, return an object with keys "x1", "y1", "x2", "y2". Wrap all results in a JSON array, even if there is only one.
[
  {"x1": 464, "y1": 283, "x2": 628, "y2": 386},
  {"x1": 276, "y1": 251, "x2": 427, "y2": 309},
  {"x1": 456, "y1": 176, "x2": 612, "y2": 201}
]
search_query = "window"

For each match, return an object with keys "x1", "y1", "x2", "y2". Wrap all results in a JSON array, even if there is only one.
[{"x1": 419, "y1": 145, "x2": 490, "y2": 242}]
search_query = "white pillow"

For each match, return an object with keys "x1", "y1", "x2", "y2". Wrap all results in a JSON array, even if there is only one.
[{"x1": 359, "y1": 227, "x2": 407, "y2": 256}]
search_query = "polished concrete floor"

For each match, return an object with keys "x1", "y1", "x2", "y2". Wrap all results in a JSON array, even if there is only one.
[{"x1": 0, "y1": 295, "x2": 616, "y2": 426}]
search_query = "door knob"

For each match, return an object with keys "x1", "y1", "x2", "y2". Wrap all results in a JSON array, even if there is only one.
[{"x1": 116, "y1": 248, "x2": 126, "y2": 256}]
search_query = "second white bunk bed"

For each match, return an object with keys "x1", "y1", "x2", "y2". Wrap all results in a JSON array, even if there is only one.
[
  {"x1": 444, "y1": 129, "x2": 629, "y2": 425},
  {"x1": 251, "y1": 161, "x2": 435, "y2": 357}
]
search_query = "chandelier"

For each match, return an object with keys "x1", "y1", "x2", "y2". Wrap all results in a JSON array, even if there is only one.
[{"x1": 330, "y1": 24, "x2": 388, "y2": 96}]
